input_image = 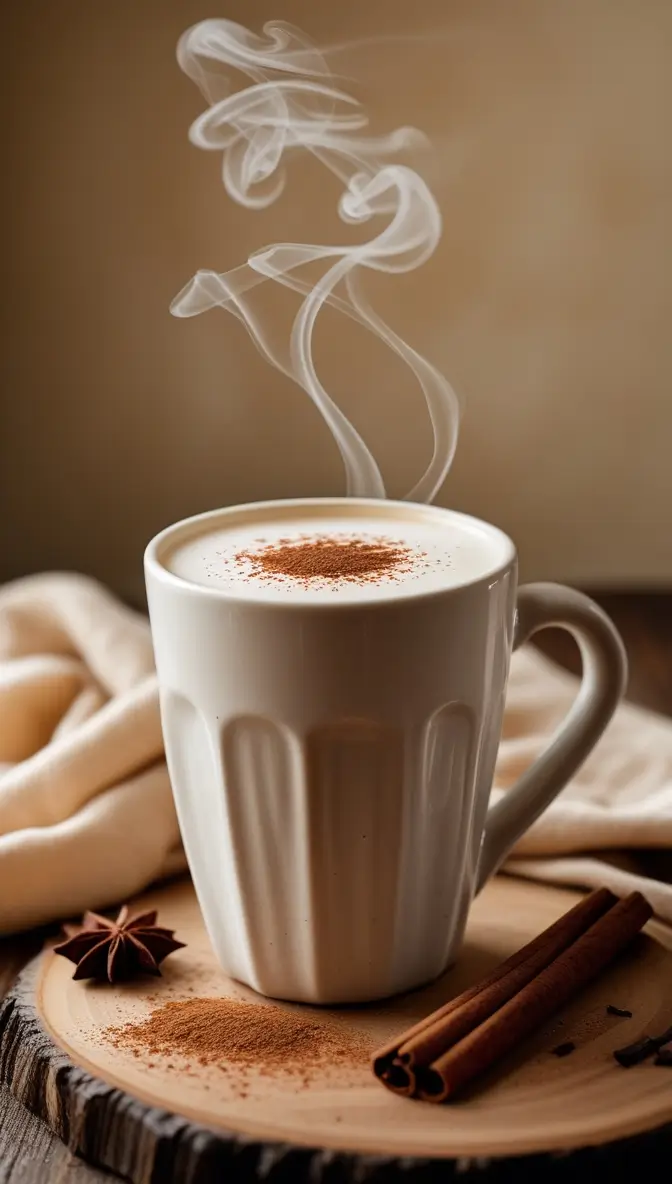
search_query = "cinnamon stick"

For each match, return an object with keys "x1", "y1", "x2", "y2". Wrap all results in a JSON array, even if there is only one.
[
  {"x1": 372, "y1": 887, "x2": 616, "y2": 1095},
  {"x1": 418, "y1": 891, "x2": 652, "y2": 1102}
]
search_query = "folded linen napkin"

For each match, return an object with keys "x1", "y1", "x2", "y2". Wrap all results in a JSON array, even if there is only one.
[{"x1": 0, "y1": 573, "x2": 670, "y2": 934}]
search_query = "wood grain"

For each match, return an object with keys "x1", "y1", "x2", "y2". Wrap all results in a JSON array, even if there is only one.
[
  {"x1": 0, "y1": 1087, "x2": 111, "y2": 1184},
  {"x1": 2, "y1": 876, "x2": 672, "y2": 1183}
]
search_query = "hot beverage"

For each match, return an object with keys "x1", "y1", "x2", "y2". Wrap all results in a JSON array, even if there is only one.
[
  {"x1": 147, "y1": 498, "x2": 626, "y2": 1003},
  {"x1": 147, "y1": 21, "x2": 627, "y2": 1006}
]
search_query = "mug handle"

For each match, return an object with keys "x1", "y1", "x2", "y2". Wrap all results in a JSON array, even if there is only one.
[{"x1": 476, "y1": 582, "x2": 628, "y2": 891}]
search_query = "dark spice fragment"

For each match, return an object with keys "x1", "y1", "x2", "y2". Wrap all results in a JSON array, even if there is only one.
[
  {"x1": 606, "y1": 1005, "x2": 633, "y2": 1018},
  {"x1": 614, "y1": 1024, "x2": 672, "y2": 1067},
  {"x1": 551, "y1": 1041, "x2": 576, "y2": 1058},
  {"x1": 614, "y1": 1037, "x2": 659, "y2": 1067},
  {"x1": 655, "y1": 1042, "x2": 672, "y2": 1067}
]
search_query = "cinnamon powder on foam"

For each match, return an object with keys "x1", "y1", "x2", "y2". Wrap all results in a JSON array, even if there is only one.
[
  {"x1": 108, "y1": 997, "x2": 371, "y2": 1076},
  {"x1": 236, "y1": 535, "x2": 416, "y2": 586}
]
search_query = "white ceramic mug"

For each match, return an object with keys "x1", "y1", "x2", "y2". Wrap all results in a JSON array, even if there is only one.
[{"x1": 145, "y1": 498, "x2": 626, "y2": 1004}]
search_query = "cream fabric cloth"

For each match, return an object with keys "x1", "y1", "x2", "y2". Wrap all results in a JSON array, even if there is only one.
[
  {"x1": 0, "y1": 574, "x2": 186, "y2": 933},
  {"x1": 1, "y1": 573, "x2": 671, "y2": 934}
]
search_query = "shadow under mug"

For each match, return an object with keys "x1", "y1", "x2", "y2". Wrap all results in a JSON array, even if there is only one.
[{"x1": 145, "y1": 498, "x2": 627, "y2": 1004}]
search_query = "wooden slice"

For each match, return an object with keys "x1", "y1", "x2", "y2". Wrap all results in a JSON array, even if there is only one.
[{"x1": 1, "y1": 874, "x2": 671, "y2": 1183}]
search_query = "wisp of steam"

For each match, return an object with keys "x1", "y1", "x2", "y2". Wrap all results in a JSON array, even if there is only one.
[{"x1": 171, "y1": 19, "x2": 459, "y2": 502}]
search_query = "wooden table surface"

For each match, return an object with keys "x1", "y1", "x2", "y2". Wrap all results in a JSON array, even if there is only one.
[{"x1": 1, "y1": 591, "x2": 671, "y2": 1183}]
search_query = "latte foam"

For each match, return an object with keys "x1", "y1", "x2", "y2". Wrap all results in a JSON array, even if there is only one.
[{"x1": 164, "y1": 505, "x2": 511, "y2": 603}]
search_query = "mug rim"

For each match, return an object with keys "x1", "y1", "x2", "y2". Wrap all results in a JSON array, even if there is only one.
[{"x1": 144, "y1": 497, "x2": 517, "y2": 609}]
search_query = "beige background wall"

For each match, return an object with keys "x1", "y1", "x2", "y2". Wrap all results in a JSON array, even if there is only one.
[{"x1": 2, "y1": 0, "x2": 671, "y2": 605}]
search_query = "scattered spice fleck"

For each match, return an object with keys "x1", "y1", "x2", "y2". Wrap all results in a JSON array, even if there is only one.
[{"x1": 551, "y1": 1041, "x2": 576, "y2": 1058}]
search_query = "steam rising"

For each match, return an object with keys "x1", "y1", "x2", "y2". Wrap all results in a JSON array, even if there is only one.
[{"x1": 171, "y1": 19, "x2": 459, "y2": 502}]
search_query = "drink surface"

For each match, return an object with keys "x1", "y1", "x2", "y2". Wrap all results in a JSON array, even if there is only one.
[{"x1": 164, "y1": 506, "x2": 510, "y2": 604}]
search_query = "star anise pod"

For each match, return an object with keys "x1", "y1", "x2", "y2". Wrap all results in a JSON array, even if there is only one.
[{"x1": 53, "y1": 905, "x2": 186, "y2": 983}]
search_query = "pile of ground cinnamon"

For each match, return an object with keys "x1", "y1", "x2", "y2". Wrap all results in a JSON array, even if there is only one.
[
  {"x1": 236, "y1": 535, "x2": 414, "y2": 585},
  {"x1": 108, "y1": 997, "x2": 371, "y2": 1075}
]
